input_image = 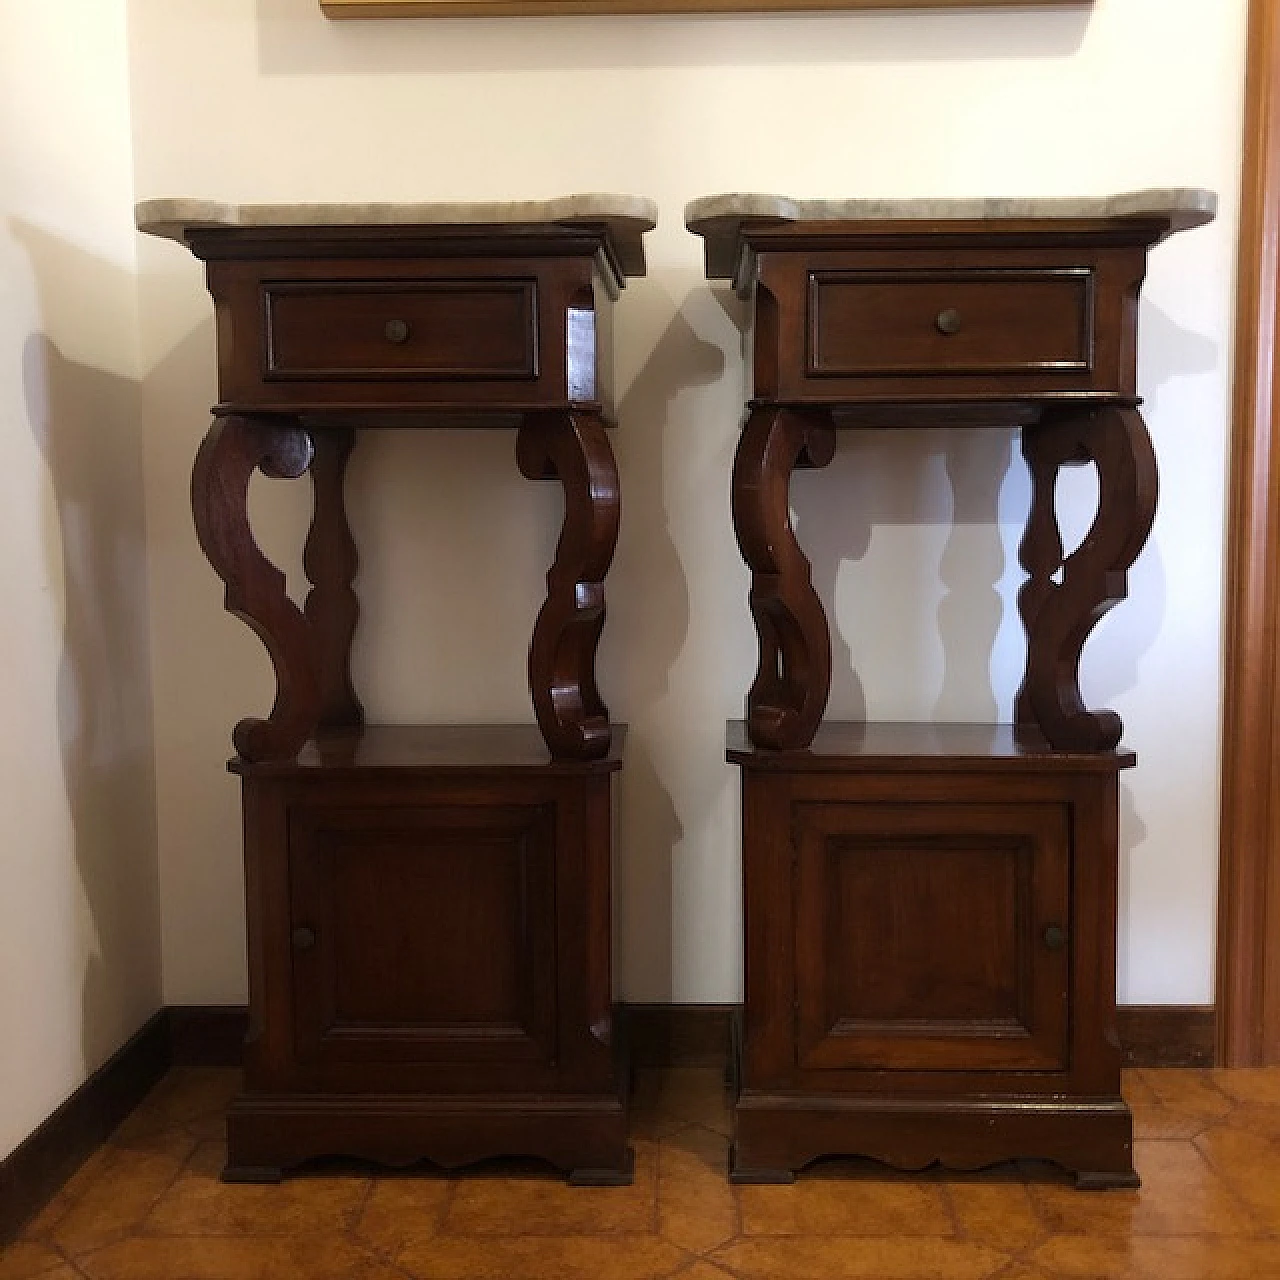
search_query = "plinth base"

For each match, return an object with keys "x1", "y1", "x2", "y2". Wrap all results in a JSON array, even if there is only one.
[
  {"x1": 730, "y1": 1086, "x2": 1137, "y2": 1188},
  {"x1": 224, "y1": 1090, "x2": 632, "y2": 1185}
]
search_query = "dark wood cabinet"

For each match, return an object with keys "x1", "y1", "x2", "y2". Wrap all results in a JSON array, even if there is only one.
[
  {"x1": 225, "y1": 729, "x2": 627, "y2": 1180},
  {"x1": 139, "y1": 197, "x2": 655, "y2": 1184},
  {"x1": 730, "y1": 724, "x2": 1133, "y2": 1184},
  {"x1": 687, "y1": 191, "x2": 1216, "y2": 1188}
]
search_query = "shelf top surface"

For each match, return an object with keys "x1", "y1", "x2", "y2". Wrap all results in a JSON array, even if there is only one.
[
  {"x1": 136, "y1": 193, "x2": 658, "y2": 278},
  {"x1": 686, "y1": 188, "x2": 1218, "y2": 279},
  {"x1": 727, "y1": 721, "x2": 1136, "y2": 772},
  {"x1": 229, "y1": 723, "x2": 625, "y2": 776}
]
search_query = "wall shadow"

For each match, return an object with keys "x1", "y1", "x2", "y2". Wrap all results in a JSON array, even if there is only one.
[
  {"x1": 794, "y1": 424, "x2": 1017, "y2": 724},
  {"x1": 257, "y1": 0, "x2": 1091, "y2": 76},
  {"x1": 1115, "y1": 778, "x2": 1149, "y2": 1000},
  {"x1": 11, "y1": 221, "x2": 163, "y2": 1071},
  {"x1": 607, "y1": 287, "x2": 723, "y2": 998}
]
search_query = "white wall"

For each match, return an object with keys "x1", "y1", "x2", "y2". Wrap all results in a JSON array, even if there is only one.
[
  {"x1": 0, "y1": 0, "x2": 161, "y2": 1160},
  {"x1": 128, "y1": 0, "x2": 1245, "y2": 1008}
]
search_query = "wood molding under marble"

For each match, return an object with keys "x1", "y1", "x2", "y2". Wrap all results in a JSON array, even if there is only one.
[
  {"x1": 0, "y1": 1011, "x2": 170, "y2": 1245},
  {"x1": 1218, "y1": 0, "x2": 1280, "y2": 1068},
  {"x1": 322, "y1": 0, "x2": 1087, "y2": 15}
]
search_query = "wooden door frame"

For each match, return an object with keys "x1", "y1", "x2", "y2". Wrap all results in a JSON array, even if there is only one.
[{"x1": 1218, "y1": 0, "x2": 1280, "y2": 1066}]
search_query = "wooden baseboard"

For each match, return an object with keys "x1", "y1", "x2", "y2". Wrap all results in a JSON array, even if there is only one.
[
  {"x1": 1116, "y1": 1005, "x2": 1217, "y2": 1069},
  {"x1": 626, "y1": 1003, "x2": 736, "y2": 1067},
  {"x1": 167, "y1": 1005, "x2": 251, "y2": 1067},
  {"x1": 0, "y1": 1011, "x2": 170, "y2": 1244}
]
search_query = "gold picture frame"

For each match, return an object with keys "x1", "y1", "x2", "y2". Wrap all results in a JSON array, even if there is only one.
[{"x1": 323, "y1": 0, "x2": 1084, "y2": 17}]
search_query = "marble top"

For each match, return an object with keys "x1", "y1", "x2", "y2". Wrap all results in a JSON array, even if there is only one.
[
  {"x1": 136, "y1": 194, "x2": 659, "y2": 278},
  {"x1": 685, "y1": 188, "x2": 1218, "y2": 279}
]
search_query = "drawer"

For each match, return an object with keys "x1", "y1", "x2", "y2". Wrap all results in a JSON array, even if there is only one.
[
  {"x1": 262, "y1": 278, "x2": 539, "y2": 381},
  {"x1": 806, "y1": 268, "x2": 1093, "y2": 379}
]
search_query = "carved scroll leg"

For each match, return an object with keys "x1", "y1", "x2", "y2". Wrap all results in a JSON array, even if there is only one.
[
  {"x1": 303, "y1": 427, "x2": 364, "y2": 733},
  {"x1": 191, "y1": 414, "x2": 321, "y2": 762},
  {"x1": 1015, "y1": 405, "x2": 1158, "y2": 751},
  {"x1": 516, "y1": 409, "x2": 620, "y2": 761},
  {"x1": 731, "y1": 405, "x2": 837, "y2": 751}
]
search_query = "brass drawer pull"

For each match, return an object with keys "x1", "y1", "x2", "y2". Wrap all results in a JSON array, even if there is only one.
[
  {"x1": 1043, "y1": 924, "x2": 1067, "y2": 952},
  {"x1": 384, "y1": 319, "x2": 411, "y2": 344},
  {"x1": 935, "y1": 308, "x2": 963, "y2": 336}
]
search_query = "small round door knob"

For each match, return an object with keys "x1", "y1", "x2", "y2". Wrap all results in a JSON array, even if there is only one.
[
  {"x1": 291, "y1": 926, "x2": 317, "y2": 951},
  {"x1": 935, "y1": 308, "x2": 963, "y2": 336},
  {"x1": 384, "y1": 319, "x2": 411, "y2": 344},
  {"x1": 1043, "y1": 925, "x2": 1067, "y2": 952}
]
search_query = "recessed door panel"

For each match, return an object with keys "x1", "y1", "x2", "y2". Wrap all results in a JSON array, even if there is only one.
[
  {"x1": 794, "y1": 802, "x2": 1069, "y2": 1072},
  {"x1": 289, "y1": 803, "x2": 556, "y2": 1067}
]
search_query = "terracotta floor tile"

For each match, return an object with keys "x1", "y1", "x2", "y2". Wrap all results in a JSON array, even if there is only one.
[
  {"x1": 1121, "y1": 1070, "x2": 1161, "y2": 1107},
  {"x1": 397, "y1": 1234, "x2": 688, "y2": 1279},
  {"x1": 1133, "y1": 1069, "x2": 1233, "y2": 1119},
  {"x1": 673, "y1": 1264, "x2": 740, "y2": 1280},
  {"x1": 1128, "y1": 1098, "x2": 1215, "y2": 1142},
  {"x1": 658, "y1": 1125, "x2": 736, "y2": 1254},
  {"x1": 111, "y1": 1069, "x2": 239, "y2": 1141},
  {"x1": 1194, "y1": 1124, "x2": 1280, "y2": 1231},
  {"x1": 1032, "y1": 1234, "x2": 1280, "y2": 1278},
  {"x1": 50, "y1": 1127, "x2": 197, "y2": 1256},
  {"x1": 1208, "y1": 1067, "x2": 1280, "y2": 1108},
  {"x1": 632, "y1": 1069, "x2": 731, "y2": 1138},
  {"x1": 142, "y1": 1138, "x2": 371, "y2": 1236},
  {"x1": 738, "y1": 1161, "x2": 953, "y2": 1237},
  {"x1": 355, "y1": 1175, "x2": 451, "y2": 1256},
  {"x1": 443, "y1": 1142, "x2": 657, "y2": 1235},
  {"x1": 0, "y1": 1241, "x2": 79, "y2": 1279},
  {"x1": 75, "y1": 1234, "x2": 402, "y2": 1280},
  {"x1": 986, "y1": 1268, "x2": 1060, "y2": 1280},
  {"x1": 1027, "y1": 1138, "x2": 1260, "y2": 1237},
  {"x1": 1126, "y1": 1069, "x2": 1232, "y2": 1142},
  {"x1": 713, "y1": 1236, "x2": 1009, "y2": 1279},
  {"x1": 946, "y1": 1180, "x2": 1046, "y2": 1251},
  {"x1": 22, "y1": 1131, "x2": 172, "y2": 1241}
]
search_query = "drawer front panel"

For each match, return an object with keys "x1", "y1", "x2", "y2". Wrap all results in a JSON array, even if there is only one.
[
  {"x1": 793, "y1": 801, "x2": 1070, "y2": 1073},
  {"x1": 807, "y1": 269, "x2": 1093, "y2": 379},
  {"x1": 263, "y1": 279, "x2": 538, "y2": 380}
]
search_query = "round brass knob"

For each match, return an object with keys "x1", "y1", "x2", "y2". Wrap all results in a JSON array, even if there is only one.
[
  {"x1": 1043, "y1": 925, "x2": 1067, "y2": 952},
  {"x1": 936, "y1": 308, "x2": 963, "y2": 336},
  {"x1": 291, "y1": 926, "x2": 317, "y2": 951},
  {"x1": 384, "y1": 319, "x2": 411, "y2": 344}
]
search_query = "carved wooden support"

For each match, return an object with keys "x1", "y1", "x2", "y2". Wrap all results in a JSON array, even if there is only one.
[
  {"x1": 731, "y1": 405, "x2": 838, "y2": 751},
  {"x1": 516, "y1": 409, "x2": 620, "y2": 761},
  {"x1": 304, "y1": 428, "x2": 364, "y2": 733},
  {"x1": 191, "y1": 414, "x2": 321, "y2": 763},
  {"x1": 1016, "y1": 405, "x2": 1158, "y2": 751}
]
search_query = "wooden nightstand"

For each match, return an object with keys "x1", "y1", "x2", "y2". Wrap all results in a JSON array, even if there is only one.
[
  {"x1": 140, "y1": 195, "x2": 655, "y2": 1184},
  {"x1": 687, "y1": 189, "x2": 1215, "y2": 1187}
]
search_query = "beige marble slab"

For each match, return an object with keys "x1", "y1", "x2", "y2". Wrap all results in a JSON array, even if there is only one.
[
  {"x1": 136, "y1": 194, "x2": 659, "y2": 278},
  {"x1": 685, "y1": 188, "x2": 1218, "y2": 279}
]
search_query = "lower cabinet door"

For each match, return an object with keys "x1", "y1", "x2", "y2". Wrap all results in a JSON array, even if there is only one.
[
  {"x1": 793, "y1": 801, "x2": 1070, "y2": 1072},
  {"x1": 287, "y1": 802, "x2": 557, "y2": 1070}
]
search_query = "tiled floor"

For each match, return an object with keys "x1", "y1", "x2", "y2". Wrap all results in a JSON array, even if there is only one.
[{"x1": 5, "y1": 1066, "x2": 1280, "y2": 1279}]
